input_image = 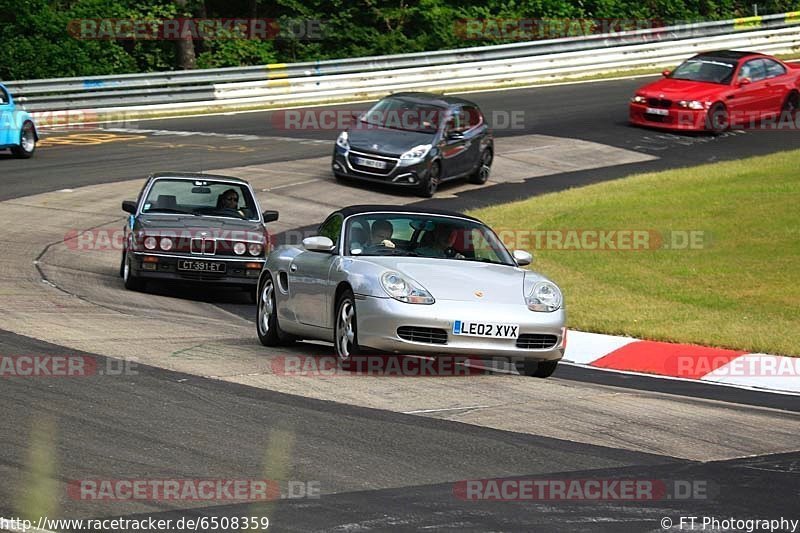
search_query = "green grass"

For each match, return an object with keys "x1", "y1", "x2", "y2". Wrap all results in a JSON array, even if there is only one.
[{"x1": 469, "y1": 150, "x2": 800, "y2": 356}]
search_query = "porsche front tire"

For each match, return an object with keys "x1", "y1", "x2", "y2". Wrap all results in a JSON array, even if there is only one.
[{"x1": 334, "y1": 289, "x2": 360, "y2": 366}]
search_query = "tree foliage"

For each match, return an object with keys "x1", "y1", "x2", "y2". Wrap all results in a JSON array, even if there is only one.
[{"x1": 0, "y1": 0, "x2": 796, "y2": 81}]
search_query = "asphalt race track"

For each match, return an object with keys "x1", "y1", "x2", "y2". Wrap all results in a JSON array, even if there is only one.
[{"x1": 1, "y1": 77, "x2": 799, "y2": 532}]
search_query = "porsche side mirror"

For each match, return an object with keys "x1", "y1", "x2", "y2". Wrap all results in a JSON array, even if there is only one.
[
  {"x1": 513, "y1": 249, "x2": 533, "y2": 266},
  {"x1": 122, "y1": 200, "x2": 137, "y2": 214},
  {"x1": 738, "y1": 77, "x2": 752, "y2": 87},
  {"x1": 661, "y1": 69, "x2": 671, "y2": 77},
  {"x1": 262, "y1": 210, "x2": 279, "y2": 223},
  {"x1": 303, "y1": 236, "x2": 335, "y2": 253}
]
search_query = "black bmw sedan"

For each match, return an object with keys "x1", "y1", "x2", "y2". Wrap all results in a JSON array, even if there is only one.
[
  {"x1": 120, "y1": 172, "x2": 279, "y2": 299},
  {"x1": 332, "y1": 92, "x2": 494, "y2": 197}
]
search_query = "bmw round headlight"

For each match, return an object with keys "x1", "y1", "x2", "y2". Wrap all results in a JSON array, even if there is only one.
[
  {"x1": 159, "y1": 237, "x2": 173, "y2": 251},
  {"x1": 380, "y1": 271, "x2": 434, "y2": 304},
  {"x1": 526, "y1": 281, "x2": 563, "y2": 312},
  {"x1": 233, "y1": 242, "x2": 246, "y2": 255},
  {"x1": 144, "y1": 236, "x2": 157, "y2": 250},
  {"x1": 248, "y1": 243, "x2": 263, "y2": 256},
  {"x1": 631, "y1": 95, "x2": 647, "y2": 104}
]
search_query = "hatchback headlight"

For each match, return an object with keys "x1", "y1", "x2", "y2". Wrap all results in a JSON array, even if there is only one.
[
  {"x1": 399, "y1": 144, "x2": 432, "y2": 166},
  {"x1": 380, "y1": 271, "x2": 434, "y2": 304},
  {"x1": 526, "y1": 281, "x2": 562, "y2": 312},
  {"x1": 336, "y1": 131, "x2": 349, "y2": 150}
]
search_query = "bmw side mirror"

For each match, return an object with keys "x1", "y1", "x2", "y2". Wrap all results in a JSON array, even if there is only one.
[
  {"x1": 262, "y1": 210, "x2": 279, "y2": 223},
  {"x1": 122, "y1": 200, "x2": 137, "y2": 214},
  {"x1": 738, "y1": 77, "x2": 752, "y2": 87},
  {"x1": 303, "y1": 236, "x2": 335, "y2": 253},
  {"x1": 661, "y1": 69, "x2": 671, "y2": 77},
  {"x1": 513, "y1": 250, "x2": 533, "y2": 266}
]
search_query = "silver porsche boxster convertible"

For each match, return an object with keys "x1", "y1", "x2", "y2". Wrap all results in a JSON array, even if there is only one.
[{"x1": 256, "y1": 205, "x2": 566, "y2": 377}]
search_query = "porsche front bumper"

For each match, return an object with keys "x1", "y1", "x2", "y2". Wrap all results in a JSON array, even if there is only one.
[{"x1": 355, "y1": 294, "x2": 566, "y2": 362}]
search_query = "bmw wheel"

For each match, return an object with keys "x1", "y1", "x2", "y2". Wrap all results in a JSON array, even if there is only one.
[
  {"x1": 705, "y1": 103, "x2": 729, "y2": 134},
  {"x1": 122, "y1": 251, "x2": 145, "y2": 291}
]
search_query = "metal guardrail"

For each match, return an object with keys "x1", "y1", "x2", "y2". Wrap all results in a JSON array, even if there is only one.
[{"x1": 5, "y1": 11, "x2": 800, "y2": 117}]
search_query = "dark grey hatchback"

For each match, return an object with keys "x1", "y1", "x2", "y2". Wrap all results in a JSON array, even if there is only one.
[{"x1": 332, "y1": 92, "x2": 494, "y2": 197}]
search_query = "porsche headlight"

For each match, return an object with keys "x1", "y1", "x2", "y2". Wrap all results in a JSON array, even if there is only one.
[
  {"x1": 631, "y1": 95, "x2": 647, "y2": 104},
  {"x1": 526, "y1": 281, "x2": 562, "y2": 312},
  {"x1": 398, "y1": 144, "x2": 432, "y2": 166},
  {"x1": 380, "y1": 271, "x2": 434, "y2": 304},
  {"x1": 336, "y1": 131, "x2": 349, "y2": 150},
  {"x1": 144, "y1": 236, "x2": 157, "y2": 250},
  {"x1": 233, "y1": 242, "x2": 246, "y2": 255},
  {"x1": 677, "y1": 100, "x2": 706, "y2": 110},
  {"x1": 248, "y1": 243, "x2": 263, "y2": 256},
  {"x1": 159, "y1": 237, "x2": 173, "y2": 251}
]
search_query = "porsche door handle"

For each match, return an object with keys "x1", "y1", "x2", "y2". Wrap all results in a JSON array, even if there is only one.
[{"x1": 289, "y1": 264, "x2": 298, "y2": 272}]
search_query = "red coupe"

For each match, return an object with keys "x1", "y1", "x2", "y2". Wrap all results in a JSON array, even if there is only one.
[{"x1": 629, "y1": 50, "x2": 800, "y2": 132}]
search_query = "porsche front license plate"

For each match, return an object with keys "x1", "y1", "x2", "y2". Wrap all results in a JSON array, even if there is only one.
[
  {"x1": 453, "y1": 320, "x2": 519, "y2": 339},
  {"x1": 353, "y1": 157, "x2": 387, "y2": 169},
  {"x1": 177, "y1": 260, "x2": 226, "y2": 273},
  {"x1": 645, "y1": 107, "x2": 669, "y2": 116}
]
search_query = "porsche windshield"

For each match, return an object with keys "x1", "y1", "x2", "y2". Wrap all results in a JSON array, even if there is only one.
[
  {"x1": 345, "y1": 213, "x2": 515, "y2": 265},
  {"x1": 359, "y1": 97, "x2": 445, "y2": 133},
  {"x1": 142, "y1": 179, "x2": 258, "y2": 220},
  {"x1": 669, "y1": 58, "x2": 737, "y2": 84}
]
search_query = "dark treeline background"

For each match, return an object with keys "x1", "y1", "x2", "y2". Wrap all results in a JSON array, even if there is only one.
[{"x1": 0, "y1": 0, "x2": 797, "y2": 80}]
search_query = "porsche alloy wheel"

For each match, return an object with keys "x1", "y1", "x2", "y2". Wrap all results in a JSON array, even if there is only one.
[
  {"x1": 11, "y1": 121, "x2": 36, "y2": 159},
  {"x1": 257, "y1": 276, "x2": 281, "y2": 346},
  {"x1": 334, "y1": 290, "x2": 359, "y2": 364}
]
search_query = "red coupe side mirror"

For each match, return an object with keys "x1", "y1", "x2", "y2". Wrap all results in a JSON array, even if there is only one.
[
  {"x1": 738, "y1": 77, "x2": 752, "y2": 87},
  {"x1": 661, "y1": 70, "x2": 671, "y2": 77}
]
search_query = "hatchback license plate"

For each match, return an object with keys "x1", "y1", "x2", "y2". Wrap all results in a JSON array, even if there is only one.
[{"x1": 353, "y1": 157, "x2": 387, "y2": 169}]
